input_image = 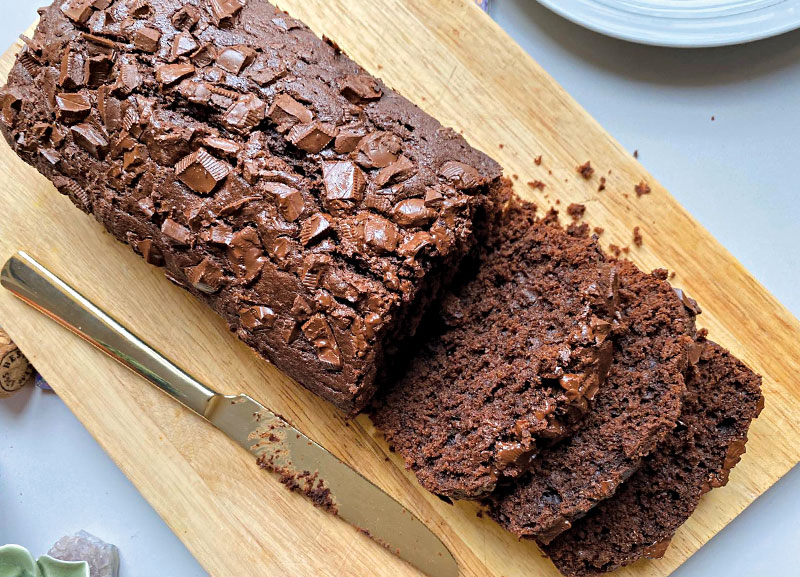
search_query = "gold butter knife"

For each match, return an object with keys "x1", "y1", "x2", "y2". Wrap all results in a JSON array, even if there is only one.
[{"x1": 1, "y1": 251, "x2": 458, "y2": 577}]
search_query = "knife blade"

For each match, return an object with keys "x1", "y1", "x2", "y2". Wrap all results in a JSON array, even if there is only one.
[{"x1": 0, "y1": 251, "x2": 458, "y2": 577}]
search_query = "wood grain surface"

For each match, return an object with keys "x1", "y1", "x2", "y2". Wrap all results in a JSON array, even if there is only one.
[{"x1": 1, "y1": 2, "x2": 799, "y2": 576}]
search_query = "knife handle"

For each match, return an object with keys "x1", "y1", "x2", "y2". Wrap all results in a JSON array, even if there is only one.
[{"x1": 0, "y1": 251, "x2": 219, "y2": 416}]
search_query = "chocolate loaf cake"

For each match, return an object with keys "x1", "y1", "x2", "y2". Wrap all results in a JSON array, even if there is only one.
[
  {"x1": 372, "y1": 201, "x2": 619, "y2": 498},
  {"x1": 489, "y1": 261, "x2": 697, "y2": 542},
  {"x1": 0, "y1": 0, "x2": 502, "y2": 414},
  {"x1": 543, "y1": 340, "x2": 763, "y2": 576}
]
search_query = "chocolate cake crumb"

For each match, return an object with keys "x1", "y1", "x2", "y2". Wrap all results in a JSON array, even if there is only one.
[
  {"x1": 593, "y1": 227, "x2": 605, "y2": 236},
  {"x1": 373, "y1": 201, "x2": 618, "y2": 498},
  {"x1": 670, "y1": 271, "x2": 677, "y2": 280},
  {"x1": 543, "y1": 341, "x2": 763, "y2": 576},
  {"x1": 476, "y1": 510, "x2": 484, "y2": 519},
  {"x1": 633, "y1": 226, "x2": 643, "y2": 247},
  {"x1": 608, "y1": 244, "x2": 622, "y2": 258},
  {"x1": 635, "y1": 181, "x2": 652, "y2": 197},
  {"x1": 567, "y1": 203, "x2": 586, "y2": 220},
  {"x1": 577, "y1": 161, "x2": 595, "y2": 179},
  {"x1": 490, "y1": 261, "x2": 696, "y2": 542},
  {"x1": 535, "y1": 155, "x2": 543, "y2": 166},
  {"x1": 598, "y1": 177, "x2": 606, "y2": 192},
  {"x1": 567, "y1": 222, "x2": 590, "y2": 238},
  {"x1": 513, "y1": 174, "x2": 519, "y2": 180},
  {"x1": 528, "y1": 180, "x2": 546, "y2": 190}
]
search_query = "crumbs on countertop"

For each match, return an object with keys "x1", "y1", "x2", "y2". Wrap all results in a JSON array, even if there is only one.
[
  {"x1": 534, "y1": 155, "x2": 543, "y2": 166},
  {"x1": 567, "y1": 203, "x2": 586, "y2": 220},
  {"x1": 635, "y1": 180, "x2": 652, "y2": 197},
  {"x1": 577, "y1": 161, "x2": 595, "y2": 179},
  {"x1": 598, "y1": 176, "x2": 607, "y2": 192},
  {"x1": 593, "y1": 226, "x2": 605, "y2": 236},
  {"x1": 527, "y1": 180, "x2": 546, "y2": 190},
  {"x1": 633, "y1": 226, "x2": 643, "y2": 247}
]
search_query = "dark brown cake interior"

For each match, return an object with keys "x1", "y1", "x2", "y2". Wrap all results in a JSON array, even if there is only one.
[
  {"x1": 372, "y1": 200, "x2": 619, "y2": 498},
  {"x1": 543, "y1": 339, "x2": 764, "y2": 576},
  {"x1": 489, "y1": 260, "x2": 697, "y2": 542}
]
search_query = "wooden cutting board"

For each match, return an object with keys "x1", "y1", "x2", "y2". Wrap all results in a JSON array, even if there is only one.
[{"x1": 1, "y1": 2, "x2": 799, "y2": 576}]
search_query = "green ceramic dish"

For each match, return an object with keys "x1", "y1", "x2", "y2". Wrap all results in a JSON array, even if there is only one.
[{"x1": 0, "y1": 545, "x2": 89, "y2": 577}]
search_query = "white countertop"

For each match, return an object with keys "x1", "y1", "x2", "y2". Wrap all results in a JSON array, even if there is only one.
[{"x1": 1, "y1": 1, "x2": 798, "y2": 575}]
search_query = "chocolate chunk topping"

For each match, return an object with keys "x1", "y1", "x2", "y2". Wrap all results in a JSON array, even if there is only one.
[
  {"x1": 137, "y1": 238, "x2": 164, "y2": 266},
  {"x1": 170, "y1": 32, "x2": 199, "y2": 61},
  {"x1": 224, "y1": 94, "x2": 266, "y2": 133},
  {"x1": 185, "y1": 257, "x2": 224, "y2": 294},
  {"x1": 133, "y1": 27, "x2": 161, "y2": 52},
  {"x1": 392, "y1": 198, "x2": 435, "y2": 228},
  {"x1": 55, "y1": 93, "x2": 91, "y2": 123},
  {"x1": 227, "y1": 227, "x2": 264, "y2": 283},
  {"x1": 217, "y1": 45, "x2": 256, "y2": 74},
  {"x1": 208, "y1": 0, "x2": 245, "y2": 25},
  {"x1": 375, "y1": 155, "x2": 415, "y2": 187},
  {"x1": 440, "y1": 160, "x2": 482, "y2": 189},
  {"x1": 60, "y1": 49, "x2": 85, "y2": 90},
  {"x1": 288, "y1": 121, "x2": 337, "y2": 153},
  {"x1": 240, "y1": 305, "x2": 277, "y2": 330},
  {"x1": 338, "y1": 74, "x2": 382, "y2": 103},
  {"x1": 262, "y1": 182, "x2": 304, "y2": 222},
  {"x1": 175, "y1": 148, "x2": 231, "y2": 194},
  {"x1": 70, "y1": 123, "x2": 109, "y2": 158},
  {"x1": 268, "y1": 93, "x2": 313, "y2": 132},
  {"x1": 302, "y1": 314, "x2": 342, "y2": 369},
  {"x1": 161, "y1": 218, "x2": 192, "y2": 245},
  {"x1": 171, "y1": 4, "x2": 200, "y2": 29},
  {"x1": 155, "y1": 62, "x2": 195, "y2": 86},
  {"x1": 300, "y1": 213, "x2": 332, "y2": 246},
  {"x1": 355, "y1": 131, "x2": 400, "y2": 168},
  {"x1": 323, "y1": 161, "x2": 365, "y2": 205},
  {"x1": 358, "y1": 213, "x2": 398, "y2": 253},
  {"x1": 60, "y1": 0, "x2": 95, "y2": 23}
]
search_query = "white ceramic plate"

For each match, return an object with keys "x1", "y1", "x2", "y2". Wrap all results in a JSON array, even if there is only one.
[{"x1": 535, "y1": 0, "x2": 800, "y2": 47}]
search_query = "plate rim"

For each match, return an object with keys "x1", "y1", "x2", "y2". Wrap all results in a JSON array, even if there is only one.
[{"x1": 535, "y1": 0, "x2": 800, "y2": 48}]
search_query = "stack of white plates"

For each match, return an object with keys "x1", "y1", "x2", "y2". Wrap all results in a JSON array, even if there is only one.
[{"x1": 536, "y1": 0, "x2": 800, "y2": 47}]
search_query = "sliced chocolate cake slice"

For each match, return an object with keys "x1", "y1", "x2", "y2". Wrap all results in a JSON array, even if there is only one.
[
  {"x1": 372, "y1": 201, "x2": 619, "y2": 498},
  {"x1": 489, "y1": 260, "x2": 697, "y2": 542},
  {"x1": 542, "y1": 339, "x2": 763, "y2": 576}
]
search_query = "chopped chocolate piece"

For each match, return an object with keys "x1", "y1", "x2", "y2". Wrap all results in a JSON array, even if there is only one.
[
  {"x1": 544, "y1": 342, "x2": 763, "y2": 576},
  {"x1": 635, "y1": 180, "x2": 651, "y2": 197},
  {"x1": 171, "y1": 4, "x2": 200, "y2": 29},
  {"x1": 300, "y1": 213, "x2": 332, "y2": 246},
  {"x1": 1, "y1": 0, "x2": 503, "y2": 416},
  {"x1": 208, "y1": 0, "x2": 245, "y2": 25},
  {"x1": 133, "y1": 27, "x2": 160, "y2": 52},
  {"x1": 373, "y1": 201, "x2": 618, "y2": 498},
  {"x1": 170, "y1": 32, "x2": 198, "y2": 61},
  {"x1": 322, "y1": 161, "x2": 365, "y2": 205},
  {"x1": 302, "y1": 314, "x2": 342, "y2": 369},
  {"x1": 55, "y1": 93, "x2": 91, "y2": 123},
  {"x1": 392, "y1": 198, "x2": 434, "y2": 228},
  {"x1": 268, "y1": 93, "x2": 313, "y2": 131},
  {"x1": 262, "y1": 182, "x2": 304, "y2": 222},
  {"x1": 161, "y1": 218, "x2": 192, "y2": 245},
  {"x1": 175, "y1": 148, "x2": 231, "y2": 194},
  {"x1": 217, "y1": 45, "x2": 256, "y2": 74},
  {"x1": 60, "y1": 0, "x2": 94, "y2": 23},
  {"x1": 489, "y1": 261, "x2": 696, "y2": 542},
  {"x1": 185, "y1": 257, "x2": 225, "y2": 294},
  {"x1": 577, "y1": 161, "x2": 594, "y2": 179},
  {"x1": 288, "y1": 121, "x2": 336, "y2": 153},
  {"x1": 155, "y1": 62, "x2": 195, "y2": 86},
  {"x1": 70, "y1": 123, "x2": 109, "y2": 158},
  {"x1": 338, "y1": 74, "x2": 382, "y2": 103},
  {"x1": 60, "y1": 49, "x2": 85, "y2": 90},
  {"x1": 240, "y1": 305, "x2": 277, "y2": 330},
  {"x1": 224, "y1": 93, "x2": 265, "y2": 133}
]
